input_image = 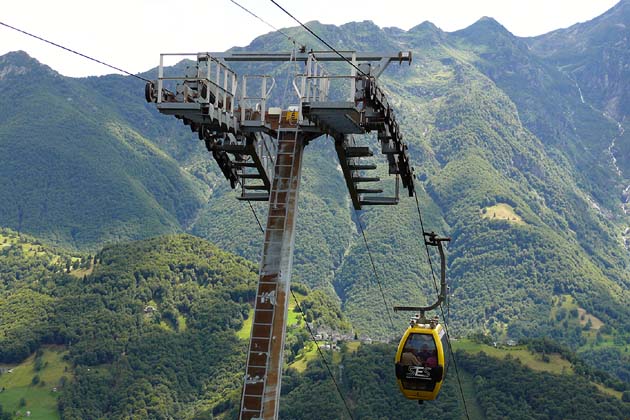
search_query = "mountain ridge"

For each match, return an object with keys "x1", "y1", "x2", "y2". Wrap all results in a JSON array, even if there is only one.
[
  {"x1": 0, "y1": 50, "x2": 58, "y2": 80},
  {"x1": 528, "y1": 0, "x2": 630, "y2": 123}
]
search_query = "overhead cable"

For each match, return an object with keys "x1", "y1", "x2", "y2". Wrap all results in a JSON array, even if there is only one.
[
  {"x1": 411, "y1": 179, "x2": 471, "y2": 420},
  {"x1": 290, "y1": 289, "x2": 356, "y2": 420},
  {"x1": 0, "y1": 21, "x2": 150, "y2": 82},
  {"x1": 248, "y1": 200, "x2": 265, "y2": 233},
  {"x1": 227, "y1": 0, "x2": 302, "y2": 47},
  {"x1": 353, "y1": 208, "x2": 396, "y2": 329},
  {"x1": 268, "y1": 0, "x2": 368, "y2": 77}
]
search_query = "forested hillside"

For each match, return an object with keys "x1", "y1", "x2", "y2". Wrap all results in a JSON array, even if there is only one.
[
  {"x1": 0, "y1": 233, "x2": 257, "y2": 418},
  {"x1": 0, "y1": 52, "x2": 209, "y2": 249},
  {"x1": 217, "y1": 13, "x2": 630, "y2": 362},
  {"x1": 1, "y1": 0, "x2": 630, "y2": 418},
  {"x1": 1, "y1": 232, "x2": 626, "y2": 418}
]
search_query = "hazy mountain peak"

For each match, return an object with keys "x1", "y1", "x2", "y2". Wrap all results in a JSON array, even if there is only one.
[
  {"x1": 0, "y1": 50, "x2": 57, "y2": 80},
  {"x1": 1, "y1": 50, "x2": 36, "y2": 64},
  {"x1": 579, "y1": 0, "x2": 630, "y2": 29},
  {"x1": 303, "y1": 19, "x2": 324, "y2": 28},
  {"x1": 466, "y1": 16, "x2": 511, "y2": 34},
  {"x1": 528, "y1": 0, "x2": 630, "y2": 120},
  {"x1": 539, "y1": 0, "x2": 629, "y2": 38},
  {"x1": 382, "y1": 26, "x2": 405, "y2": 36},
  {"x1": 408, "y1": 20, "x2": 441, "y2": 33},
  {"x1": 606, "y1": 0, "x2": 630, "y2": 16},
  {"x1": 340, "y1": 20, "x2": 380, "y2": 30},
  {"x1": 450, "y1": 15, "x2": 516, "y2": 46},
  {"x1": 403, "y1": 21, "x2": 445, "y2": 46}
]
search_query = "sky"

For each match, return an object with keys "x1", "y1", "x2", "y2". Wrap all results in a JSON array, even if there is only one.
[{"x1": 0, "y1": 0, "x2": 621, "y2": 77}]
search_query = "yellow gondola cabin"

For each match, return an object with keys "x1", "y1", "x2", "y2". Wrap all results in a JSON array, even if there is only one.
[{"x1": 395, "y1": 315, "x2": 448, "y2": 401}]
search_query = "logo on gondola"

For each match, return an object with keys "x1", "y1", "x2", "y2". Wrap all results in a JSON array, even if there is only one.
[{"x1": 406, "y1": 365, "x2": 431, "y2": 379}]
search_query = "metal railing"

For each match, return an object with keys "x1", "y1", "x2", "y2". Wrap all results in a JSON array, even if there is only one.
[
  {"x1": 290, "y1": 52, "x2": 372, "y2": 122},
  {"x1": 156, "y1": 53, "x2": 238, "y2": 115},
  {"x1": 240, "y1": 75, "x2": 275, "y2": 123}
]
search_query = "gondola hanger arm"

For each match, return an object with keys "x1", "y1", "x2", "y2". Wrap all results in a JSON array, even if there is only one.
[{"x1": 394, "y1": 232, "x2": 450, "y2": 315}]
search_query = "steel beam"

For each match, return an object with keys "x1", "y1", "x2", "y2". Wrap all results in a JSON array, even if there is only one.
[
  {"x1": 240, "y1": 129, "x2": 307, "y2": 420},
  {"x1": 198, "y1": 51, "x2": 411, "y2": 64}
]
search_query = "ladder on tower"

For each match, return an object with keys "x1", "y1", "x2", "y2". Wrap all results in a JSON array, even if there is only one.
[{"x1": 240, "y1": 131, "x2": 305, "y2": 420}]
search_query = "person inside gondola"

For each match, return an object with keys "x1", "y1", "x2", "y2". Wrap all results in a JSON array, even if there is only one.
[
  {"x1": 419, "y1": 343, "x2": 431, "y2": 361},
  {"x1": 425, "y1": 350, "x2": 438, "y2": 368},
  {"x1": 400, "y1": 343, "x2": 422, "y2": 366}
]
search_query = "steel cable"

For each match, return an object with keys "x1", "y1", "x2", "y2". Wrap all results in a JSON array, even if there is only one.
[
  {"x1": 411, "y1": 178, "x2": 471, "y2": 420},
  {"x1": 0, "y1": 21, "x2": 150, "y2": 82}
]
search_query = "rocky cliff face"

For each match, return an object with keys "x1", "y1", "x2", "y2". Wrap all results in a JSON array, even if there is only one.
[{"x1": 529, "y1": 0, "x2": 630, "y2": 122}]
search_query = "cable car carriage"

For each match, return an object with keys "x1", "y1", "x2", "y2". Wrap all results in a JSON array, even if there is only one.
[
  {"x1": 394, "y1": 232, "x2": 450, "y2": 403},
  {"x1": 395, "y1": 313, "x2": 448, "y2": 401}
]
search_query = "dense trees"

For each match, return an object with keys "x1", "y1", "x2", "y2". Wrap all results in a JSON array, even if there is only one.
[
  {"x1": 0, "y1": 53, "x2": 208, "y2": 249},
  {"x1": 0, "y1": 234, "x2": 365, "y2": 418},
  {"x1": 280, "y1": 344, "x2": 630, "y2": 420},
  {"x1": 0, "y1": 234, "x2": 255, "y2": 418},
  {"x1": 1, "y1": 231, "x2": 628, "y2": 418},
  {"x1": 457, "y1": 351, "x2": 629, "y2": 419},
  {"x1": 0, "y1": 404, "x2": 12, "y2": 420}
]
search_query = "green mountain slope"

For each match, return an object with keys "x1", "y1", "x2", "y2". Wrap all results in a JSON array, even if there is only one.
[
  {"x1": 3, "y1": 231, "x2": 625, "y2": 419},
  {"x1": 0, "y1": 52, "x2": 208, "y2": 249},
  {"x1": 5, "y1": 9, "x2": 627, "y2": 363},
  {"x1": 266, "y1": 18, "x2": 630, "y2": 353},
  {"x1": 450, "y1": 17, "x2": 621, "y2": 210},
  {"x1": 236, "y1": 16, "x2": 630, "y2": 388},
  {"x1": 0, "y1": 233, "x2": 357, "y2": 418},
  {"x1": 528, "y1": 0, "x2": 630, "y2": 123},
  {"x1": 0, "y1": 234, "x2": 258, "y2": 418},
  {"x1": 277, "y1": 342, "x2": 628, "y2": 420}
]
